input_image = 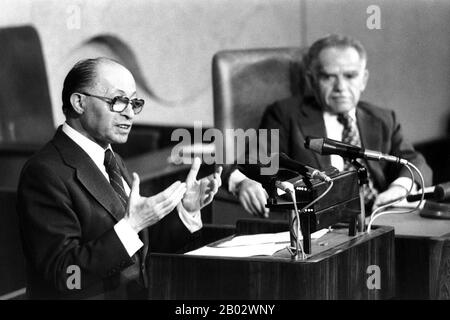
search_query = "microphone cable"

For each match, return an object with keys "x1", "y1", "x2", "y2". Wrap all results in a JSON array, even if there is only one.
[
  {"x1": 285, "y1": 187, "x2": 307, "y2": 260},
  {"x1": 367, "y1": 161, "x2": 425, "y2": 233},
  {"x1": 287, "y1": 179, "x2": 334, "y2": 259}
]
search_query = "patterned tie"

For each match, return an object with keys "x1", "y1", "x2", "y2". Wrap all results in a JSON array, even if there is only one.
[
  {"x1": 104, "y1": 149, "x2": 128, "y2": 209},
  {"x1": 104, "y1": 149, "x2": 148, "y2": 289},
  {"x1": 337, "y1": 112, "x2": 378, "y2": 204}
]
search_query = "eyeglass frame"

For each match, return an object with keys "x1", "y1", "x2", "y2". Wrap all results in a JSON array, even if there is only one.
[{"x1": 78, "y1": 92, "x2": 145, "y2": 114}]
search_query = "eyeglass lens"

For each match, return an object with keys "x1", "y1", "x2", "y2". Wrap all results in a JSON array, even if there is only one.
[{"x1": 112, "y1": 96, "x2": 144, "y2": 114}]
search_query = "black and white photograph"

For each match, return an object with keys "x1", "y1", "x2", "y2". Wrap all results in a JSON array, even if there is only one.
[{"x1": 0, "y1": 0, "x2": 449, "y2": 311}]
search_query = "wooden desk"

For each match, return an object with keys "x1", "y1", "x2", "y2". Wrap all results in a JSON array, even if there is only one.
[
  {"x1": 148, "y1": 221, "x2": 395, "y2": 300},
  {"x1": 375, "y1": 210, "x2": 450, "y2": 299}
]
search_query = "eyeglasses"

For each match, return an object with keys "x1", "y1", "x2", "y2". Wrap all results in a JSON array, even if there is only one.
[{"x1": 80, "y1": 92, "x2": 145, "y2": 115}]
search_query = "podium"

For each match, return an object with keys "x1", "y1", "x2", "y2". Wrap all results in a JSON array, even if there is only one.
[
  {"x1": 374, "y1": 210, "x2": 450, "y2": 299},
  {"x1": 147, "y1": 220, "x2": 395, "y2": 300}
]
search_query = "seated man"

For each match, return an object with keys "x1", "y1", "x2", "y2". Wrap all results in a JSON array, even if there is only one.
[
  {"x1": 17, "y1": 57, "x2": 222, "y2": 299},
  {"x1": 226, "y1": 34, "x2": 432, "y2": 217}
]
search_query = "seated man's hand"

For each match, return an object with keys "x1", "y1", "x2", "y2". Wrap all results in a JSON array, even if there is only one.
[
  {"x1": 236, "y1": 178, "x2": 269, "y2": 218},
  {"x1": 125, "y1": 173, "x2": 187, "y2": 233},
  {"x1": 182, "y1": 157, "x2": 222, "y2": 213},
  {"x1": 372, "y1": 184, "x2": 409, "y2": 211}
]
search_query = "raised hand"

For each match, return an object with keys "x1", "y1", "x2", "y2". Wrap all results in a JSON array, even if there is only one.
[
  {"x1": 182, "y1": 157, "x2": 222, "y2": 213},
  {"x1": 124, "y1": 172, "x2": 187, "y2": 233}
]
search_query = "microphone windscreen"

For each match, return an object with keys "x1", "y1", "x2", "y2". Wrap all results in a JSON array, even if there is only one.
[
  {"x1": 305, "y1": 137, "x2": 323, "y2": 154},
  {"x1": 435, "y1": 182, "x2": 450, "y2": 202}
]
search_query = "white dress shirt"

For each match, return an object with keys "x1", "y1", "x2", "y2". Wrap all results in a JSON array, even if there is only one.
[{"x1": 62, "y1": 123, "x2": 202, "y2": 257}]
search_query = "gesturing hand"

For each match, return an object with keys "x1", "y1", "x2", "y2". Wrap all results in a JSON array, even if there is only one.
[
  {"x1": 124, "y1": 173, "x2": 187, "y2": 233},
  {"x1": 182, "y1": 157, "x2": 223, "y2": 213}
]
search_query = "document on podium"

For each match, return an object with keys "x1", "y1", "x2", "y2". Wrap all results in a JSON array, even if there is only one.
[{"x1": 185, "y1": 229, "x2": 329, "y2": 258}]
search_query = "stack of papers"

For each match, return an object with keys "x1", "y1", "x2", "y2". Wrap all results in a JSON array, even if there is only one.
[{"x1": 185, "y1": 229, "x2": 330, "y2": 258}]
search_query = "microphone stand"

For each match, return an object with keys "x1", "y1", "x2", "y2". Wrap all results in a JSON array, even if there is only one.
[{"x1": 349, "y1": 159, "x2": 367, "y2": 233}]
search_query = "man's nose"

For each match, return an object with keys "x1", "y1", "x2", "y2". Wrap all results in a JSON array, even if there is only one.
[
  {"x1": 121, "y1": 102, "x2": 135, "y2": 119},
  {"x1": 334, "y1": 76, "x2": 345, "y2": 91}
]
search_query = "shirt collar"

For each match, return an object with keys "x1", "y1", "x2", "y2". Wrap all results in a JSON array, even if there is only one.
[
  {"x1": 62, "y1": 122, "x2": 112, "y2": 169},
  {"x1": 323, "y1": 107, "x2": 357, "y2": 121}
]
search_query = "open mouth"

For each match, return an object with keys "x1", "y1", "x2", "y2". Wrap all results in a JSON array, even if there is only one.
[{"x1": 117, "y1": 124, "x2": 131, "y2": 130}]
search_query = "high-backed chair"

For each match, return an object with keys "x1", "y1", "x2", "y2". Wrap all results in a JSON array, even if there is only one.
[
  {"x1": 0, "y1": 25, "x2": 53, "y2": 299},
  {"x1": 0, "y1": 189, "x2": 26, "y2": 299},
  {"x1": 0, "y1": 25, "x2": 54, "y2": 190},
  {"x1": 212, "y1": 47, "x2": 308, "y2": 163},
  {"x1": 210, "y1": 47, "x2": 308, "y2": 225},
  {"x1": 0, "y1": 25, "x2": 54, "y2": 145}
]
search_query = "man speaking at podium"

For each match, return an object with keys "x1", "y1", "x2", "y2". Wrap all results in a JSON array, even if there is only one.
[
  {"x1": 227, "y1": 34, "x2": 432, "y2": 216},
  {"x1": 17, "y1": 57, "x2": 221, "y2": 299}
]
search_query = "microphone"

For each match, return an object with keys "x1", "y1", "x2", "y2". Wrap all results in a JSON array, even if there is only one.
[
  {"x1": 407, "y1": 182, "x2": 450, "y2": 202},
  {"x1": 305, "y1": 137, "x2": 408, "y2": 165},
  {"x1": 277, "y1": 152, "x2": 332, "y2": 182}
]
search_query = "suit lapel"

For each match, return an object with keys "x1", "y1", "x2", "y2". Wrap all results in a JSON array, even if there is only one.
[
  {"x1": 52, "y1": 128, "x2": 125, "y2": 222},
  {"x1": 356, "y1": 105, "x2": 384, "y2": 186},
  {"x1": 297, "y1": 99, "x2": 331, "y2": 168},
  {"x1": 357, "y1": 106, "x2": 382, "y2": 151}
]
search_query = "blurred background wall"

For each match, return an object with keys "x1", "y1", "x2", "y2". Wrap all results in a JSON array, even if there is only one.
[{"x1": 0, "y1": 0, "x2": 449, "y2": 143}]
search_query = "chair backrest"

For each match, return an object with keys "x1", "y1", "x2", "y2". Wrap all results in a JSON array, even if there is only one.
[
  {"x1": 0, "y1": 189, "x2": 27, "y2": 299},
  {"x1": 0, "y1": 25, "x2": 53, "y2": 189},
  {"x1": 212, "y1": 47, "x2": 308, "y2": 162},
  {"x1": 0, "y1": 25, "x2": 53, "y2": 145}
]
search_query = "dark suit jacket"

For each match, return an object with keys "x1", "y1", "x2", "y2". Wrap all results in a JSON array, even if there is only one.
[
  {"x1": 17, "y1": 128, "x2": 197, "y2": 299},
  {"x1": 243, "y1": 96, "x2": 432, "y2": 190}
]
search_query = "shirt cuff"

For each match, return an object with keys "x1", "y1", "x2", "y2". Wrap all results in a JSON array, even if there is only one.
[
  {"x1": 390, "y1": 177, "x2": 416, "y2": 193},
  {"x1": 177, "y1": 202, "x2": 202, "y2": 233},
  {"x1": 228, "y1": 169, "x2": 248, "y2": 195},
  {"x1": 114, "y1": 219, "x2": 144, "y2": 257}
]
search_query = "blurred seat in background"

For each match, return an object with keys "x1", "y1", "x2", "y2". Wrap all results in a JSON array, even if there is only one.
[
  {"x1": 0, "y1": 25, "x2": 54, "y2": 190},
  {"x1": 0, "y1": 189, "x2": 26, "y2": 299},
  {"x1": 210, "y1": 47, "x2": 308, "y2": 225},
  {"x1": 0, "y1": 25, "x2": 53, "y2": 299},
  {"x1": 414, "y1": 136, "x2": 450, "y2": 185}
]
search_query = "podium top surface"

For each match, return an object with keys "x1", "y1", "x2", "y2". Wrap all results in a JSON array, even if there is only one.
[
  {"x1": 373, "y1": 210, "x2": 450, "y2": 238},
  {"x1": 183, "y1": 224, "x2": 393, "y2": 263}
]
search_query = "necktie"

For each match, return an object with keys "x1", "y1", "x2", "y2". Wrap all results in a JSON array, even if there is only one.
[
  {"x1": 337, "y1": 112, "x2": 378, "y2": 204},
  {"x1": 104, "y1": 149, "x2": 128, "y2": 209},
  {"x1": 104, "y1": 149, "x2": 149, "y2": 289}
]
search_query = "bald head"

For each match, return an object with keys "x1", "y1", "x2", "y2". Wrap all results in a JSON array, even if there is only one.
[
  {"x1": 64, "y1": 57, "x2": 139, "y2": 148},
  {"x1": 62, "y1": 57, "x2": 134, "y2": 118}
]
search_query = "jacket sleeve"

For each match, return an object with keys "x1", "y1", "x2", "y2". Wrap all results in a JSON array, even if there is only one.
[
  {"x1": 234, "y1": 100, "x2": 293, "y2": 184},
  {"x1": 385, "y1": 109, "x2": 433, "y2": 187}
]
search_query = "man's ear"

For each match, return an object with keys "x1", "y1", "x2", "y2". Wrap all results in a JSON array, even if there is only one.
[
  {"x1": 361, "y1": 69, "x2": 369, "y2": 91},
  {"x1": 69, "y1": 93, "x2": 86, "y2": 115},
  {"x1": 305, "y1": 71, "x2": 316, "y2": 91}
]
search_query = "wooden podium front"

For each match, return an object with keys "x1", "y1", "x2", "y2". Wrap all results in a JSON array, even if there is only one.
[{"x1": 147, "y1": 220, "x2": 395, "y2": 300}]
